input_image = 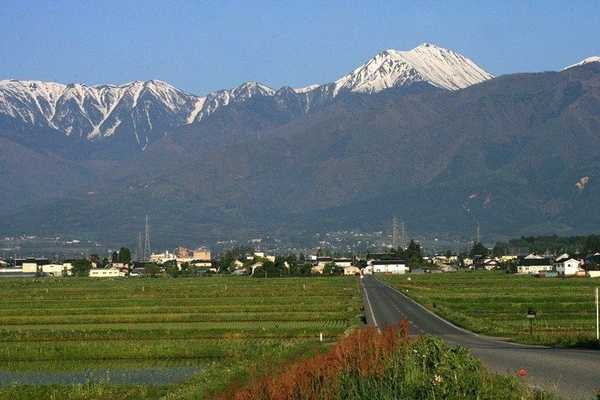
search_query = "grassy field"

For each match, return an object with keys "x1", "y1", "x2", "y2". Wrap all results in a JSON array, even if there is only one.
[
  {"x1": 0, "y1": 276, "x2": 363, "y2": 398},
  {"x1": 377, "y1": 270, "x2": 600, "y2": 347}
]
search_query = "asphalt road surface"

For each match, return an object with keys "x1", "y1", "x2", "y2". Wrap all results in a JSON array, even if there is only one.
[{"x1": 361, "y1": 275, "x2": 599, "y2": 399}]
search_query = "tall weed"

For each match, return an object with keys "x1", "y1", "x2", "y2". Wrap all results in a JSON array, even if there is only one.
[{"x1": 220, "y1": 318, "x2": 551, "y2": 399}]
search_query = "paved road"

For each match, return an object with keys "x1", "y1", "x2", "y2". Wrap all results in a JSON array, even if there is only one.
[{"x1": 361, "y1": 275, "x2": 599, "y2": 399}]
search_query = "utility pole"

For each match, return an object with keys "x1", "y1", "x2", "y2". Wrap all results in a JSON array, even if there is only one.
[{"x1": 596, "y1": 287, "x2": 600, "y2": 342}]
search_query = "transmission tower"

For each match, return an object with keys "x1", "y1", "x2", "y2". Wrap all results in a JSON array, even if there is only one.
[
  {"x1": 391, "y1": 215, "x2": 400, "y2": 249},
  {"x1": 400, "y1": 221, "x2": 407, "y2": 250},
  {"x1": 143, "y1": 215, "x2": 151, "y2": 262},
  {"x1": 136, "y1": 232, "x2": 143, "y2": 262}
]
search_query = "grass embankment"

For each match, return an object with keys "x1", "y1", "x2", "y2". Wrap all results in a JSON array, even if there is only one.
[{"x1": 378, "y1": 270, "x2": 600, "y2": 347}]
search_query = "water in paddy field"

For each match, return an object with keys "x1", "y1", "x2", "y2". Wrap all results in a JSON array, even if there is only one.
[{"x1": 0, "y1": 360, "x2": 207, "y2": 386}]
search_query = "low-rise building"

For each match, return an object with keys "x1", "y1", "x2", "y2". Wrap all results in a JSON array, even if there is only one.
[
  {"x1": 365, "y1": 260, "x2": 407, "y2": 274},
  {"x1": 341, "y1": 266, "x2": 360, "y2": 275},
  {"x1": 516, "y1": 254, "x2": 553, "y2": 275},
  {"x1": 555, "y1": 258, "x2": 581, "y2": 276},
  {"x1": 90, "y1": 268, "x2": 125, "y2": 277}
]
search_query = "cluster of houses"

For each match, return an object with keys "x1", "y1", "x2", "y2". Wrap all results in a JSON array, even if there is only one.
[
  {"x1": 229, "y1": 254, "x2": 407, "y2": 276},
  {"x1": 0, "y1": 258, "x2": 73, "y2": 277},
  {"x1": 0, "y1": 247, "x2": 214, "y2": 278},
  {"x1": 428, "y1": 252, "x2": 600, "y2": 277},
  {"x1": 2, "y1": 247, "x2": 600, "y2": 278}
]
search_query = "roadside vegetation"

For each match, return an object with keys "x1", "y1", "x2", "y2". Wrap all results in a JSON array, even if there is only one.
[
  {"x1": 378, "y1": 270, "x2": 600, "y2": 348},
  {"x1": 221, "y1": 320, "x2": 550, "y2": 400}
]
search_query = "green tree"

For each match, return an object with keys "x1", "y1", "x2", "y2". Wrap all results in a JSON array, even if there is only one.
[
  {"x1": 164, "y1": 260, "x2": 179, "y2": 277},
  {"x1": 323, "y1": 262, "x2": 340, "y2": 275},
  {"x1": 179, "y1": 262, "x2": 191, "y2": 277},
  {"x1": 469, "y1": 242, "x2": 489, "y2": 258},
  {"x1": 220, "y1": 250, "x2": 235, "y2": 273},
  {"x1": 404, "y1": 239, "x2": 423, "y2": 265},
  {"x1": 492, "y1": 242, "x2": 508, "y2": 257},
  {"x1": 143, "y1": 263, "x2": 160, "y2": 277},
  {"x1": 111, "y1": 248, "x2": 132, "y2": 263},
  {"x1": 71, "y1": 258, "x2": 92, "y2": 277},
  {"x1": 300, "y1": 262, "x2": 313, "y2": 276},
  {"x1": 584, "y1": 234, "x2": 600, "y2": 253},
  {"x1": 119, "y1": 247, "x2": 132, "y2": 263}
]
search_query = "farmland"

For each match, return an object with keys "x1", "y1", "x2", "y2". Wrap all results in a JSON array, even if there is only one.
[
  {"x1": 0, "y1": 271, "x2": 595, "y2": 398},
  {"x1": 378, "y1": 270, "x2": 600, "y2": 347},
  {"x1": 0, "y1": 276, "x2": 363, "y2": 398}
]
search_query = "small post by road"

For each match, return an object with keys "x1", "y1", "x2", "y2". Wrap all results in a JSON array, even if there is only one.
[
  {"x1": 526, "y1": 307, "x2": 536, "y2": 338},
  {"x1": 595, "y1": 287, "x2": 598, "y2": 342}
]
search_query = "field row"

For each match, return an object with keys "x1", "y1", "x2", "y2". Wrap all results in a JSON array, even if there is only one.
[
  {"x1": 0, "y1": 336, "x2": 317, "y2": 363},
  {"x1": 0, "y1": 319, "x2": 351, "y2": 333},
  {"x1": 1, "y1": 278, "x2": 359, "y2": 300},
  {"x1": 0, "y1": 310, "x2": 351, "y2": 325},
  {"x1": 0, "y1": 302, "x2": 348, "y2": 315}
]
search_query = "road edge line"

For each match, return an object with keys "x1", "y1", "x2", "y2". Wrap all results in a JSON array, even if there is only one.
[{"x1": 361, "y1": 277, "x2": 381, "y2": 332}]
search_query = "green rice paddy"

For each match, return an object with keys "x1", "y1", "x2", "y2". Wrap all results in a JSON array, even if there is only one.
[
  {"x1": 378, "y1": 270, "x2": 600, "y2": 347},
  {"x1": 0, "y1": 276, "x2": 363, "y2": 398}
]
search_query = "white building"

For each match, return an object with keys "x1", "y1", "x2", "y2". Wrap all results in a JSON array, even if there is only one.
[
  {"x1": 341, "y1": 266, "x2": 361, "y2": 276},
  {"x1": 516, "y1": 254, "x2": 553, "y2": 275},
  {"x1": 365, "y1": 260, "x2": 407, "y2": 274},
  {"x1": 90, "y1": 268, "x2": 125, "y2": 278},
  {"x1": 555, "y1": 258, "x2": 581, "y2": 276},
  {"x1": 41, "y1": 263, "x2": 72, "y2": 276},
  {"x1": 334, "y1": 258, "x2": 353, "y2": 268}
]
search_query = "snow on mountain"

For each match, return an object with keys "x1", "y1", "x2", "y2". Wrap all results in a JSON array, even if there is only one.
[
  {"x1": 0, "y1": 44, "x2": 492, "y2": 146},
  {"x1": 293, "y1": 85, "x2": 319, "y2": 94},
  {"x1": 562, "y1": 56, "x2": 600, "y2": 70},
  {"x1": 192, "y1": 81, "x2": 276, "y2": 122},
  {"x1": 0, "y1": 79, "x2": 202, "y2": 146},
  {"x1": 331, "y1": 43, "x2": 493, "y2": 95}
]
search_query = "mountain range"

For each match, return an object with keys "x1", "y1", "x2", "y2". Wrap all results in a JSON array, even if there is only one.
[{"x1": 1, "y1": 44, "x2": 599, "y2": 250}]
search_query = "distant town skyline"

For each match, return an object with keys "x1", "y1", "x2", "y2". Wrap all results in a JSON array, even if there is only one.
[{"x1": 1, "y1": 1, "x2": 599, "y2": 96}]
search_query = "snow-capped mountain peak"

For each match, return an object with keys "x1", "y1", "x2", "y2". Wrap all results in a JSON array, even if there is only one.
[
  {"x1": 562, "y1": 56, "x2": 600, "y2": 70},
  {"x1": 332, "y1": 43, "x2": 493, "y2": 94}
]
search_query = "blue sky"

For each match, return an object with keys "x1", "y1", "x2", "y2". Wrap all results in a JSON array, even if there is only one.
[{"x1": 1, "y1": 1, "x2": 598, "y2": 96}]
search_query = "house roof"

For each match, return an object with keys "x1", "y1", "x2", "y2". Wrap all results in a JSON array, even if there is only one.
[
  {"x1": 369, "y1": 260, "x2": 406, "y2": 265},
  {"x1": 556, "y1": 258, "x2": 580, "y2": 265},
  {"x1": 518, "y1": 257, "x2": 552, "y2": 266}
]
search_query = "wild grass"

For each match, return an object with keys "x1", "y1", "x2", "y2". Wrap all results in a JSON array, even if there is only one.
[
  {"x1": 378, "y1": 270, "x2": 600, "y2": 347},
  {"x1": 221, "y1": 319, "x2": 552, "y2": 400}
]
